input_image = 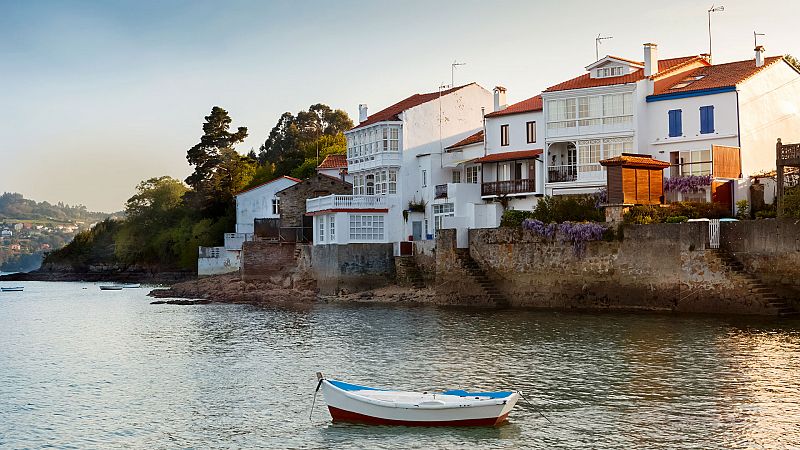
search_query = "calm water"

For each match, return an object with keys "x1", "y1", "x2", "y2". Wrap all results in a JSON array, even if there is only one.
[{"x1": 1, "y1": 282, "x2": 799, "y2": 449}]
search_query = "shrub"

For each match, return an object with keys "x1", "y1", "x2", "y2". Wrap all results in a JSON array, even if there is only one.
[
  {"x1": 783, "y1": 186, "x2": 800, "y2": 218},
  {"x1": 623, "y1": 202, "x2": 732, "y2": 224},
  {"x1": 623, "y1": 205, "x2": 666, "y2": 224},
  {"x1": 665, "y1": 215, "x2": 688, "y2": 223},
  {"x1": 501, "y1": 209, "x2": 535, "y2": 227},
  {"x1": 756, "y1": 209, "x2": 777, "y2": 219},
  {"x1": 531, "y1": 195, "x2": 604, "y2": 223},
  {"x1": 735, "y1": 200, "x2": 750, "y2": 220}
]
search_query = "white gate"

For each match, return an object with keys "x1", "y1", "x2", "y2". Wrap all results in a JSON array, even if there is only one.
[{"x1": 709, "y1": 219, "x2": 721, "y2": 248}]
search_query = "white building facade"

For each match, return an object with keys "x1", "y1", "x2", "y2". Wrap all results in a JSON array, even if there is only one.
[{"x1": 307, "y1": 83, "x2": 493, "y2": 248}]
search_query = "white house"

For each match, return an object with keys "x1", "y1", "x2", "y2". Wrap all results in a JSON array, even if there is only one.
[
  {"x1": 198, "y1": 175, "x2": 300, "y2": 276},
  {"x1": 306, "y1": 83, "x2": 493, "y2": 248},
  {"x1": 540, "y1": 43, "x2": 800, "y2": 211}
]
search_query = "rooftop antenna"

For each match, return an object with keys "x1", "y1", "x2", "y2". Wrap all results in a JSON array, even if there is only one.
[
  {"x1": 595, "y1": 34, "x2": 613, "y2": 61},
  {"x1": 753, "y1": 31, "x2": 765, "y2": 48},
  {"x1": 707, "y1": 5, "x2": 724, "y2": 63},
  {"x1": 451, "y1": 61, "x2": 466, "y2": 88}
]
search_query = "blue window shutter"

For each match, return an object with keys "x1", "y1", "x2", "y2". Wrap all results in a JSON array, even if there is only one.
[
  {"x1": 668, "y1": 109, "x2": 682, "y2": 137},
  {"x1": 700, "y1": 105, "x2": 715, "y2": 134}
]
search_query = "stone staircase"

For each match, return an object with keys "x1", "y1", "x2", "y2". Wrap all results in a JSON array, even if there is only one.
[
  {"x1": 454, "y1": 249, "x2": 509, "y2": 307},
  {"x1": 713, "y1": 249, "x2": 798, "y2": 317},
  {"x1": 394, "y1": 256, "x2": 426, "y2": 289}
]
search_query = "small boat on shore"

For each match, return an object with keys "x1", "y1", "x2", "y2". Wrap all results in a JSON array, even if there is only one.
[
  {"x1": 315, "y1": 372, "x2": 520, "y2": 426},
  {"x1": 121, "y1": 283, "x2": 141, "y2": 289},
  {"x1": 99, "y1": 285, "x2": 124, "y2": 291},
  {"x1": 1, "y1": 286, "x2": 24, "y2": 292}
]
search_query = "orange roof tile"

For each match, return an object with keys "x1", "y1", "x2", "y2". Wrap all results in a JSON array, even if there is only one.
[
  {"x1": 484, "y1": 95, "x2": 543, "y2": 118},
  {"x1": 351, "y1": 83, "x2": 477, "y2": 131},
  {"x1": 652, "y1": 56, "x2": 784, "y2": 96},
  {"x1": 445, "y1": 130, "x2": 484, "y2": 151},
  {"x1": 544, "y1": 56, "x2": 702, "y2": 93},
  {"x1": 317, "y1": 154, "x2": 348, "y2": 169},
  {"x1": 474, "y1": 149, "x2": 542, "y2": 163},
  {"x1": 599, "y1": 154, "x2": 669, "y2": 169}
]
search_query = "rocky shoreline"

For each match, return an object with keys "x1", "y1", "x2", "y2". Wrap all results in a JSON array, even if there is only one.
[
  {"x1": 0, "y1": 270, "x2": 194, "y2": 284},
  {"x1": 147, "y1": 273, "x2": 438, "y2": 307}
]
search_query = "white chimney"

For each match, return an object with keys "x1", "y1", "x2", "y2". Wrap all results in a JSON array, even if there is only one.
[
  {"x1": 644, "y1": 43, "x2": 658, "y2": 77},
  {"x1": 358, "y1": 104, "x2": 368, "y2": 123},
  {"x1": 755, "y1": 45, "x2": 765, "y2": 67},
  {"x1": 493, "y1": 86, "x2": 507, "y2": 112}
]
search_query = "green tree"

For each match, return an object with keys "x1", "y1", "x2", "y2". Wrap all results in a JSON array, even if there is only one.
[{"x1": 184, "y1": 106, "x2": 253, "y2": 217}]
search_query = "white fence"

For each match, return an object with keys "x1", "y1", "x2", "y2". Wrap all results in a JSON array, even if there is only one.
[
  {"x1": 709, "y1": 219, "x2": 720, "y2": 249},
  {"x1": 307, "y1": 195, "x2": 398, "y2": 213}
]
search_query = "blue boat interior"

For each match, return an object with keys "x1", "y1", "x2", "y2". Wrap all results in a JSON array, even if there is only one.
[{"x1": 327, "y1": 379, "x2": 513, "y2": 398}]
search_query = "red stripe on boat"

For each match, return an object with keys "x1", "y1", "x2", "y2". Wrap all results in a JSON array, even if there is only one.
[{"x1": 328, "y1": 406, "x2": 510, "y2": 427}]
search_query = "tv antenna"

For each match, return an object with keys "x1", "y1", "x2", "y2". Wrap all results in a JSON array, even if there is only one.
[
  {"x1": 595, "y1": 34, "x2": 613, "y2": 61},
  {"x1": 707, "y1": 5, "x2": 724, "y2": 62},
  {"x1": 753, "y1": 31, "x2": 765, "y2": 48},
  {"x1": 451, "y1": 61, "x2": 466, "y2": 88}
]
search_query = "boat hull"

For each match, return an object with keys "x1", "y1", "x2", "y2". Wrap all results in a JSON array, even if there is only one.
[{"x1": 320, "y1": 380, "x2": 518, "y2": 427}]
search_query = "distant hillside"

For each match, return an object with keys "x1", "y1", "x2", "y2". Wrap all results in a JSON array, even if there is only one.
[{"x1": 0, "y1": 192, "x2": 116, "y2": 223}]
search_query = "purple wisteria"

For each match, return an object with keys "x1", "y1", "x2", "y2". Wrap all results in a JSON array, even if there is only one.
[
  {"x1": 663, "y1": 175, "x2": 713, "y2": 193},
  {"x1": 522, "y1": 219, "x2": 607, "y2": 255}
]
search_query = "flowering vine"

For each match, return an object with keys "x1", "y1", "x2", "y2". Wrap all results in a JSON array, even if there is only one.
[
  {"x1": 663, "y1": 175, "x2": 713, "y2": 193},
  {"x1": 522, "y1": 219, "x2": 607, "y2": 256}
]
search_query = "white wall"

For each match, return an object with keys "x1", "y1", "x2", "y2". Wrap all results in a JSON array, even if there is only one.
[
  {"x1": 235, "y1": 177, "x2": 298, "y2": 234},
  {"x1": 738, "y1": 61, "x2": 800, "y2": 176},
  {"x1": 198, "y1": 248, "x2": 240, "y2": 276},
  {"x1": 644, "y1": 90, "x2": 739, "y2": 166},
  {"x1": 484, "y1": 110, "x2": 545, "y2": 155},
  {"x1": 317, "y1": 168, "x2": 353, "y2": 184}
]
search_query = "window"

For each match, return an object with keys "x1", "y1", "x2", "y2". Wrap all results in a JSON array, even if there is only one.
[
  {"x1": 421, "y1": 170, "x2": 427, "y2": 187},
  {"x1": 329, "y1": 216, "x2": 335, "y2": 242},
  {"x1": 603, "y1": 137, "x2": 633, "y2": 158},
  {"x1": 499, "y1": 163, "x2": 512, "y2": 181},
  {"x1": 547, "y1": 94, "x2": 631, "y2": 130},
  {"x1": 668, "y1": 110, "x2": 682, "y2": 137},
  {"x1": 318, "y1": 216, "x2": 325, "y2": 243},
  {"x1": 349, "y1": 214, "x2": 385, "y2": 241},
  {"x1": 346, "y1": 125, "x2": 401, "y2": 162},
  {"x1": 670, "y1": 75, "x2": 706, "y2": 90},
  {"x1": 700, "y1": 106, "x2": 715, "y2": 134},
  {"x1": 466, "y1": 165, "x2": 480, "y2": 184},
  {"x1": 596, "y1": 66, "x2": 623, "y2": 78},
  {"x1": 526, "y1": 121, "x2": 536, "y2": 143},
  {"x1": 271, "y1": 198, "x2": 280, "y2": 215},
  {"x1": 433, "y1": 203, "x2": 455, "y2": 233},
  {"x1": 388, "y1": 170, "x2": 397, "y2": 194},
  {"x1": 677, "y1": 150, "x2": 712, "y2": 176},
  {"x1": 452, "y1": 171, "x2": 461, "y2": 183},
  {"x1": 500, "y1": 124, "x2": 509, "y2": 146},
  {"x1": 578, "y1": 139, "x2": 602, "y2": 172}
]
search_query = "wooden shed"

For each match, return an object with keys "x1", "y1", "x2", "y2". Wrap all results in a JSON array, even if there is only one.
[{"x1": 600, "y1": 153, "x2": 670, "y2": 205}]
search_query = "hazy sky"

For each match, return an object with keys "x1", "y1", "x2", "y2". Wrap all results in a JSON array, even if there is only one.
[{"x1": 1, "y1": 0, "x2": 797, "y2": 212}]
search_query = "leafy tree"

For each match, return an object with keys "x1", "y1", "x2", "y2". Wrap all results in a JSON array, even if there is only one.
[
  {"x1": 184, "y1": 106, "x2": 253, "y2": 217},
  {"x1": 125, "y1": 176, "x2": 188, "y2": 224}
]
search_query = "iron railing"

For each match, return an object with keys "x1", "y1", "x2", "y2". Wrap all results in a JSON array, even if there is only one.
[{"x1": 481, "y1": 179, "x2": 537, "y2": 196}]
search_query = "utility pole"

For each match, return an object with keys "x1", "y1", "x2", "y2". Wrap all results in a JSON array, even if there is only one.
[
  {"x1": 595, "y1": 34, "x2": 613, "y2": 61},
  {"x1": 451, "y1": 61, "x2": 466, "y2": 88},
  {"x1": 707, "y1": 5, "x2": 724, "y2": 62}
]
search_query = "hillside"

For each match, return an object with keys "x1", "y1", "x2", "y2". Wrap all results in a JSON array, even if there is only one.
[{"x1": 0, "y1": 192, "x2": 115, "y2": 223}]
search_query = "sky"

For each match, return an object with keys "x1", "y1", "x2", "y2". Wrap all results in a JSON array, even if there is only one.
[{"x1": 1, "y1": 0, "x2": 798, "y2": 212}]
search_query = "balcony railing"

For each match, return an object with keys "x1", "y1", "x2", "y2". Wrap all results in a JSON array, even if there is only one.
[
  {"x1": 435, "y1": 184, "x2": 448, "y2": 199},
  {"x1": 307, "y1": 194, "x2": 397, "y2": 213},
  {"x1": 547, "y1": 165, "x2": 578, "y2": 183},
  {"x1": 481, "y1": 179, "x2": 537, "y2": 196}
]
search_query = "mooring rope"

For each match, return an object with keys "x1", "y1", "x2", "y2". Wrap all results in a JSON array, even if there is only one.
[
  {"x1": 309, "y1": 378, "x2": 324, "y2": 422},
  {"x1": 517, "y1": 390, "x2": 552, "y2": 424}
]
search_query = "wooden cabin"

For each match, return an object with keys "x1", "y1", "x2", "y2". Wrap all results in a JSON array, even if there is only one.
[{"x1": 600, "y1": 153, "x2": 670, "y2": 205}]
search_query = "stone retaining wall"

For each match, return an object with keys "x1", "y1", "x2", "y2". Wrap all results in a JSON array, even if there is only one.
[
  {"x1": 311, "y1": 243, "x2": 395, "y2": 295},
  {"x1": 721, "y1": 218, "x2": 800, "y2": 287}
]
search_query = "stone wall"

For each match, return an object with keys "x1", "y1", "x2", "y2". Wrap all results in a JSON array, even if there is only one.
[
  {"x1": 311, "y1": 243, "x2": 395, "y2": 295},
  {"x1": 276, "y1": 174, "x2": 352, "y2": 227},
  {"x1": 436, "y1": 225, "x2": 775, "y2": 314},
  {"x1": 240, "y1": 241, "x2": 299, "y2": 285},
  {"x1": 721, "y1": 219, "x2": 800, "y2": 289}
]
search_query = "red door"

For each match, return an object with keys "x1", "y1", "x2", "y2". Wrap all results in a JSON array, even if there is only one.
[{"x1": 711, "y1": 180, "x2": 733, "y2": 215}]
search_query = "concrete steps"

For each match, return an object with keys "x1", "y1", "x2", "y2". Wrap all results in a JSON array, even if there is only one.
[
  {"x1": 454, "y1": 249, "x2": 509, "y2": 307},
  {"x1": 713, "y1": 249, "x2": 798, "y2": 317},
  {"x1": 394, "y1": 256, "x2": 426, "y2": 289}
]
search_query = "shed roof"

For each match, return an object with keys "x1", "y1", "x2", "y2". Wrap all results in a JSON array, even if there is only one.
[{"x1": 599, "y1": 153, "x2": 670, "y2": 169}]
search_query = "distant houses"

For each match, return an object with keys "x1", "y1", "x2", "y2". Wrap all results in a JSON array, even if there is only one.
[{"x1": 199, "y1": 41, "x2": 800, "y2": 275}]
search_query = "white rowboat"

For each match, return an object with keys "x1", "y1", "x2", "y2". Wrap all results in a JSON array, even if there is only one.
[
  {"x1": 99, "y1": 286, "x2": 123, "y2": 291},
  {"x1": 316, "y1": 373, "x2": 520, "y2": 426},
  {"x1": 1, "y1": 286, "x2": 24, "y2": 292},
  {"x1": 121, "y1": 284, "x2": 141, "y2": 288}
]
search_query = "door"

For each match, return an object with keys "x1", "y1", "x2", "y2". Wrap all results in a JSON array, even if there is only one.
[
  {"x1": 711, "y1": 180, "x2": 733, "y2": 215},
  {"x1": 412, "y1": 221, "x2": 423, "y2": 241}
]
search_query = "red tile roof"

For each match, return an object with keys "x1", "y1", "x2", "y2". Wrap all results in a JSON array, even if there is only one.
[
  {"x1": 474, "y1": 149, "x2": 543, "y2": 163},
  {"x1": 445, "y1": 130, "x2": 484, "y2": 151},
  {"x1": 484, "y1": 95, "x2": 543, "y2": 118},
  {"x1": 317, "y1": 154, "x2": 348, "y2": 169},
  {"x1": 599, "y1": 153, "x2": 669, "y2": 169},
  {"x1": 236, "y1": 175, "x2": 301, "y2": 196},
  {"x1": 652, "y1": 56, "x2": 784, "y2": 96},
  {"x1": 351, "y1": 83, "x2": 477, "y2": 131},
  {"x1": 544, "y1": 56, "x2": 703, "y2": 93}
]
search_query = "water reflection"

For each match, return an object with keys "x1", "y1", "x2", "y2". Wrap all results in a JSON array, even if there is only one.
[{"x1": 0, "y1": 283, "x2": 798, "y2": 449}]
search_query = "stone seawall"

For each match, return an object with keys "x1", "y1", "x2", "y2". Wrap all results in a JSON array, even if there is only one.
[
  {"x1": 436, "y1": 225, "x2": 777, "y2": 314},
  {"x1": 311, "y1": 243, "x2": 395, "y2": 295},
  {"x1": 721, "y1": 219, "x2": 800, "y2": 287}
]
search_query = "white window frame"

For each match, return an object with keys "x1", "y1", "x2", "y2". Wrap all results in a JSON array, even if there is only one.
[
  {"x1": 466, "y1": 165, "x2": 480, "y2": 184},
  {"x1": 500, "y1": 124, "x2": 509, "y2": 146},
  {"x1": 526, "y1": 121, "x2": 536, "y2": 143},
  {"x1": 329, "y1": 216, "x2": 335, "y2": 242},
  {"x1": 271, "y1": 197, "x2": 280, "y2": 215},
  {"x1": 421, "y1": 170, "x2": 427, "y2": 187},
  {"x1": 349, "y1": 214, "x2": 385, "y2": 241}
]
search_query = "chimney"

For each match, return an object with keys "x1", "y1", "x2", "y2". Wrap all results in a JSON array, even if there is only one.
[
  {"x1": 643, "y1": 43, "x2": 658, "y2": 77},
  {"x1": 358, "y1": 104, "x2": 368, "y2": 123},
  {"x1": 755, "y1": 45, "x2": 765, "y2": 67},
  {"x1": 493, "y1": 86, "x2": 507, "y2": 112}
]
